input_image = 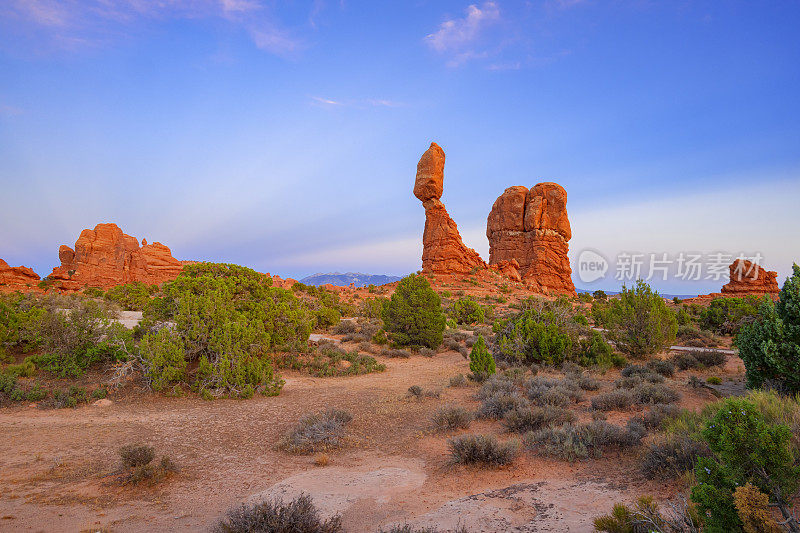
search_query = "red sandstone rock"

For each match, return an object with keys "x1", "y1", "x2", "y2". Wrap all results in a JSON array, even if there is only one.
[
  {"x1": 487, "y1": 183, "x2": 575, "y2": 295},
  {"x1": 49, "y1": 223, "x2": 183, "y2": 290},
  {"x1": 0, "y1": 258, "x2": 40, "y2": 287},
  {"x1": 720, "y1": 259, "x2": 779, "y2": 297},
  {"x1": 415, "y1": 143, "x2": 487, "y2": 275}
]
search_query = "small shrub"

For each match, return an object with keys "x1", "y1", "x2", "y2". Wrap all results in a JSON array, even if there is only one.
[
  {"x1": 407, "y1": 385, "x2": 423, "y2": 397},
  {"x1": 279, "y1": 408, "x2": 353, "y2": 454},
  {"x1": 525, "y1": 421, "x2": 643, "y2": 460},
  {"x1": 733, "y1": 483, "x2": 782, "y2": 533},
  {"x1": 419, "y1": 347, "x2": 435, "y2": 357},
  {"x1": 578, "y1": 375, "x2": 600, "y2": 391},
  {"x1": 448, "y1": 434, "x2": 519, "y2": 466},
  {"x1": 215, "y1": 493, "x2": 343, "y2": 533},
  {"x1": 477, "y1": 391, "x2": 529, "y2": 420},
  {"x1": 468, "y1": 335, "x2": 496, "y2": 381},
  {"x1": 633, "y1": 383, "x2": 679, "y2": 405},
  {"x1": 502, "y1": 405, "x2": 575, "y2": 433},
  {"x1": 641, "y1": 434, "x2": 710, "y2": 480},
  {"x1": 629, "y1": 404, "x2": 681, "y2": 430},
  {"x1": 449, "y1": 297, "x2": 485, "y2": 325},
  {"x1": 449, "y1": 374, "x2": 467, "y2": 387},
  {"x1": 591, "y1": 389, "x2": 634, "y2": 411},
  {"x1": 120, "y1": 444, "x2": 155, "y2": 468},
  {"x1": 646, "y1": 359, "x2": 675, "y2": 377},
  {"x1": 382, "y1": 274, "x2": 445, "y2": 349},
  {"x1": 693, "y1": 349, "x2": 726, "y2": 368},
  {"x1": 707, "y1": 376, "x2": 722, "y2": 385},
  {"x1": 432, "y1": 405, "x2": 473, "y2": 431},
  {"x1": 597, "y1": 280, "x2": 677, "y2": 357},
  {"x1": 381, "y1": 348, "x2": 411, "y2": 359}
]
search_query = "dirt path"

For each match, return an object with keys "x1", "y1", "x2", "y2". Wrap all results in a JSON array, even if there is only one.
[{"x1": 1, "y1": 351, "x2": 675, "y2": 532}]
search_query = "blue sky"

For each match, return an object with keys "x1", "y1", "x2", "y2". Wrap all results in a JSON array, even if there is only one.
[{"x1": 1, "y1": 0, "x2": 798, "y2": 294}]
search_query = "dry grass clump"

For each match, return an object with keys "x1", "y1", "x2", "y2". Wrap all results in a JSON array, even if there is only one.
[
  {"x1": 431, "y1": 405, "x2": 473, "y2": 431},
  {"x1": 640, "y1": 434, "x2": 710, "y2": 479},
  {"x1": 502, "y1": 405, "x2": 575, "y2": 433},
  {"x1": 448, "y1": 434, "x2": 520, "y2": 467},
  {"x1": 278, "y1": 408, "x2": 353, "y2": 454},
  {"x1": 215, "y1": 493, "x2": 342, "y2": 533},
  {"x1": 118, "y1": 444, "x2": 177, "y2": 484},
  {"x1": 591, "y1": 389, "x2": 635, "y2": 411}
]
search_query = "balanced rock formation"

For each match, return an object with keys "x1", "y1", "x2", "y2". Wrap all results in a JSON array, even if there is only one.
[
  {"x1": 487, "y1": 183, "x2": 575, "y2": 295},
  {"x1": 49, "y1": 223, "x2": 183, "y2": 291},
  {"x1": 720, "y1": 259, "x2": 779, "y2": 297},
  {"x1": 0, "y1": 258, "x2": 40, "y2": 287},
  {"x1": 415, "y1": 143, "x2": 487, "y2": 275}
]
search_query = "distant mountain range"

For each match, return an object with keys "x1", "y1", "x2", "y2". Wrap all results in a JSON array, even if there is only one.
[
  {"x1": 299, "y1": 272, "x2": 402, "y2": 288},
  {"x1": 576, "y1": 288, "x2": 700, "y2": 299}
]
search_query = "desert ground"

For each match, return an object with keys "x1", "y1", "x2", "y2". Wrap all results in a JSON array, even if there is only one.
[{"x1": 0, "y1": 330, "x2": 743, "y2": 532}]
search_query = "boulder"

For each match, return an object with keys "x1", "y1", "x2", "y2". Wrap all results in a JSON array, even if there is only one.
[{"x1": 415, "y1": 143, "x2": 487, "y2": 275}]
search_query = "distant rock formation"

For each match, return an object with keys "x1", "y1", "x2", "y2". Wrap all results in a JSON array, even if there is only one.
[
  {"x1": 683, "y1": 259, "x2": 780, "y2": 305},
  {"x1": 49, "y1": 223, "x2": 183, "y2": 291},
  {"x1": 487, "y1": 183, "x2": 576, "y2": 295},
  {"x1": 415, "y1": 142, "x2": 487, "y2": 275},
  {"x1": 720, "y1": 259, "x2": 779, "y2": 297},
  {"x1": 0, "y1": 258, "x2": 40, "y2": 287}
]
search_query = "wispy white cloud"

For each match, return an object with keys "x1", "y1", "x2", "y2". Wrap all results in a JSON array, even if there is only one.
[
  {"x1": 2, "y1": 0, "x2": 304, "y2": 57},
  {"x1": 426, "y1": 2, "x2": 500, "y2": 53},
  {"x1": 311, "y1": 96, "x2": 344, "y2": 106},
  {"x1": 310, "y1": 96, "x2": 405, "y2": 108}
]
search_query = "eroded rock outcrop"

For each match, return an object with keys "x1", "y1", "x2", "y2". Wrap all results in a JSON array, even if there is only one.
[
  {"x1": 487, "y1": 183, "x2": 575, "y2": 295},
  {"x1": 49, "y1": 223, "x2": 183, "y2": 290},
  {"x1": 0, "y1": 259, "x2": 40, "y2": 287},
  {"x1": 720, "y1": 259, "x2": 779, "y2": 297},
  {"x1": 415, "y1": 143, "x2": 487, "y2": 275}
]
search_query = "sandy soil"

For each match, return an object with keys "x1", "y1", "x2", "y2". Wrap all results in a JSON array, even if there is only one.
[{"x1": 0, "y1": 343, "x2": 738, "y2": 533}]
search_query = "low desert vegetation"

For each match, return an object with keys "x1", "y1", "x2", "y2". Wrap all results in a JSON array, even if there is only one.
[
  {"x1": 592, "y1": 280, "x2": 678, "y2": 358},
  {"x1": 737, "y1": 264, "x2": 800, "y2": 393},
  {"x1": 431, "y1": 405, "x2": 473, "y2": 431},
  {"x1": 215, "y1": 493, "x2": 343, "y2": 533},
  {"x1": 118, "y1": 444, "x2": 177, "y2": 485},
  {"x1": 278, "y1": 408, "x2": 353, "y2": 455},
  {"x1": 448, "y1": 433, "x2": 520, "y2": 467},
  {"x1": 381, "y1": 274, "x2": 445, "y2": 349}
]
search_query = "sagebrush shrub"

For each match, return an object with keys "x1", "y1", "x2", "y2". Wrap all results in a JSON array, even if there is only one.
[
  {"x1": 279, "y1": 409, "x2": 353, "y2": 454},
  {"x1": 641, "y1": 434, "x2": 710, "y2": 480},
  {"x1": 591, "y1": 389, "x2": 634, "y2": 411},
  {"x1": 502, "y1": 405, "x2": 575, "y2": 433},
  {"x1": 215, "y1": 493, "x2": 343, "y2": 533},
  {"x1": 431, "y1": 405, "x2": 473, "y2": 431},
  {"x1": 448, "y1": 434, "x2": 519, "y2": 466}
]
